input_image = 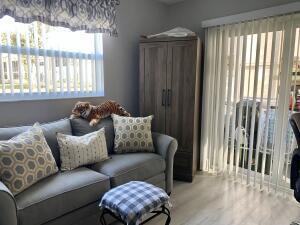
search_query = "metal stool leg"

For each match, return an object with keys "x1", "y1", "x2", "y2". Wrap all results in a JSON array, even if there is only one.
[
  {"x1": 101, "y1": 208, "x2": 127, "y2": 225},
  {"x1": 163, "y1": 206, "x2": 171, "y2": 225},
  {"x1": 291, "y1": 221, "x2": 300, "y2": 225},
  {"x1": 100, "y1": 210, "x2": 107, "y2": 225},
  {"x1": 165, "y1": 215, "x2": 171, "y2": 225},
  {"x1": 101, "y1": 205, "x2": 171, "y2": 225}
]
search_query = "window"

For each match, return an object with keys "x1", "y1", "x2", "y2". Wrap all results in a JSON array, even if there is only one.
[{"x1": 0, "y1": 16, "x2": 104, "y2": 101}]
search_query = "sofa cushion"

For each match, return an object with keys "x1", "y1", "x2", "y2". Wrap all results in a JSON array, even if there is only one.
[
  {"x1": 70, "y1": 117, "x2": 114, "y2": 154},
  {"x1": 0, "y1": 119, "x2": 72, "y2": 167},
  {"x1": 145, "y1": 173, "x2": 166, "y2": 190},
  {"x1": 90, "y1": 153, "x2": 166, "y2": 187},
  {"x1": 15, "y1": 167, "x2": 110, "y2": 225}
]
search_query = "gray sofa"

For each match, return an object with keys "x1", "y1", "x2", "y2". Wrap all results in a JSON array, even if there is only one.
[{"x1": 0, "y1": 118, "x2": 177, "y2": 225}]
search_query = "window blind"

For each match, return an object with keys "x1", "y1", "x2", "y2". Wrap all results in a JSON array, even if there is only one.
[
  {"x1": 0, "y1": 16, "x2": 104, "y2": 101},
  {"x1": 201, "y1": 13, "x2": 300, "y2": 194}
]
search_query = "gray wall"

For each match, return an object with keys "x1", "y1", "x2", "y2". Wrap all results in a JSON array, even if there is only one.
[
  {"x1": 167, "y1": 0, "x2": 300, "y2": 37},
  {"x1": 0, "y1": 0, "x2": 168, "y2": 127}
]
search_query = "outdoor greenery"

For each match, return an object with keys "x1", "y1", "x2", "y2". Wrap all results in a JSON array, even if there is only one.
[{"x1": 0, "y1": 22, "x2": 44, "y2": 48}]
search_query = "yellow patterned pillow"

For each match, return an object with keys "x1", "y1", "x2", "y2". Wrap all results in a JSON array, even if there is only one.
[
  {"x1": 0, "y1": 124, "x2": 58, "y2": 195},
  {"x1": 111, "y1": 114, "x2": 154, "y2": 153}
]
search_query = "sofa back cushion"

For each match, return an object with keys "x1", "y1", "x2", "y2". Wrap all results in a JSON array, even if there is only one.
[
  {"x1": 0, "y1": 119, "x2": 72, "y2": 167},
  {"x1": 70, "y1": 118, "x2": 115, "y2": 154}
]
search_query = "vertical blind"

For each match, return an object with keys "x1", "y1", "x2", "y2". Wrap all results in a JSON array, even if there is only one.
[
  {"x1": 0, "y1": 16, "x2": 104, "y2": 101},
  {"x1": 201, "y1": 13, "x2": 300, "y2": 193}
]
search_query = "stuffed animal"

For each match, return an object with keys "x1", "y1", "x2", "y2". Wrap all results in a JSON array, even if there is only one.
[{"x1": 70, "y1": 100, "x2": 131, "y2": 126}]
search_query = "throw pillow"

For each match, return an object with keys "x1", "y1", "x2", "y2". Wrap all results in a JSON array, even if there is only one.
[
  {"x1": 111, "y1": 114, "x2": 154, "y2": 153},
  {"x1": 0, "y1": 124, "x2": 58, "y2": 195},
  {"x1": 57, "y1": 128, "x2": 109, "y2": 171}
]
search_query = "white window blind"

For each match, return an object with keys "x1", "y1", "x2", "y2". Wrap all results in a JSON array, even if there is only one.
[
  {"x1": 201, "y1": 13, "x2": 300, "y2": 194},
  {"x1": 0, "y1": 16, "x2": 104, "y2": 101}
]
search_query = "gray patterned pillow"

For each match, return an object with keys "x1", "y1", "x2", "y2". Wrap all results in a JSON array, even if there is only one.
[
  {"x1": 111, "y1": 114, "x2": 154, "y2": 153},
  {"x1": 57, "y1": 128, "x2": 109, "y2": 171},
  {"x1": 0, "y1": 124, "x2": 58, "y2": 195}
]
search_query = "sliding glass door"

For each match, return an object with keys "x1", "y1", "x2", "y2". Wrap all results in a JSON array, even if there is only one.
[{"x1": 201, "y1": 13, "x2": 300, "y2": 194}]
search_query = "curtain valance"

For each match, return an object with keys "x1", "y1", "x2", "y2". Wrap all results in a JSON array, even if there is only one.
[{"x1": 0, "y1": 0, "x2": 120, "y2": 35}]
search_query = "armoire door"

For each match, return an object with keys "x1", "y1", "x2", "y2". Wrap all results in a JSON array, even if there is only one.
[
  {"x1": 166, "y1": 40, "x2": 198, "y2": 180},
  {"x1": 139, "y1": 42, "x2": 167, "y2": 134},
  {"x1": 166, "y1": 40, "x2": 197, "y2": 150}
]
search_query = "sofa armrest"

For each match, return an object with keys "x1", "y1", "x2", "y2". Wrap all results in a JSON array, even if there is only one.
[
  {"x1": 0, "y1": 181, "x2": 17, "y2": 225},
  {"x1": 152, "y1": 132, "x2": 178, "y2": 194}
]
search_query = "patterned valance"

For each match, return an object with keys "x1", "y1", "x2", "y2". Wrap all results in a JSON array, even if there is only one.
[{"x1": 0, "y1": 0, "x2": 120, "y2": 36}]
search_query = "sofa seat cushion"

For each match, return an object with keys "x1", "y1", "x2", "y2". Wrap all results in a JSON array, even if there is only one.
[
  {"x1": 90, "y1": 153, "x2": 166, "y2": 187},
  {"x1": 15, "y1": 167, "x2": 110, "y2": 225}
]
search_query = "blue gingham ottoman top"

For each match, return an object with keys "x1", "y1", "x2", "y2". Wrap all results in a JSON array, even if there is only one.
[{"x1": 99, "y1": 181, "x2": 170, "y2": 225}]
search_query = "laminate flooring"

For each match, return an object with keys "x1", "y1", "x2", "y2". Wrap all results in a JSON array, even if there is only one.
[{"x1": 114, "y1": 173, "x2": 300, "y2": 225}]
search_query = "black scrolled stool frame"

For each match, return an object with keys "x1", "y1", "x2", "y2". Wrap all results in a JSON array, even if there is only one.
[{"x1": 100, "y1": 205, "x2": 171, "y2": 225}]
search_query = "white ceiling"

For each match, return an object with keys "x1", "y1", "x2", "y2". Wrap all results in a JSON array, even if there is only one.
[{"x1": 155, "y1": 0, "x2": 186, "y2": 5}]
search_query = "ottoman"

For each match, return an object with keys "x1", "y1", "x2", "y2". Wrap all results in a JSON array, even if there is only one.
[{"x1": 99, "y1": 181, "x2": 171, "y2": 225}]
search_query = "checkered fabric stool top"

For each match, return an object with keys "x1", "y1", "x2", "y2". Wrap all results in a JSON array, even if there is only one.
[{"x1": 99, "y1": 181, "x2": 170, "y2": 225}]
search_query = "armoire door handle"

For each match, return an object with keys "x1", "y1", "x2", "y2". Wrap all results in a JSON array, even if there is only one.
[
  {"x1": 162, "y1": 89, "x2": 166, "y2": 106},
  {"x1": 167, "y1": 89, "x2": 171, "y2": 106}
]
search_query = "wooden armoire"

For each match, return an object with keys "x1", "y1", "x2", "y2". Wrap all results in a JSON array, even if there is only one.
[{"x1": 139, "y1": 36, "x2": 201, "y2": 182}]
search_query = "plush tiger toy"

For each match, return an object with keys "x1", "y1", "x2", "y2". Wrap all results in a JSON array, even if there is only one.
[{"x1": 70, "y1": 100, "x2": 131, "y2": 126}]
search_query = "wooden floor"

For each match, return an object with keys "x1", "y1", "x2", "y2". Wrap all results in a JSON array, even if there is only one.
[{"x1": 116, "y1": 173, "x2": 300, "y2": 225}]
